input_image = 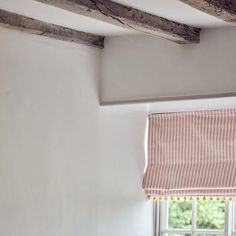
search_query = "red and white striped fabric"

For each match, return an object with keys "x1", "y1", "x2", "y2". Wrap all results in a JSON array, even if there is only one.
[{"x1": 143, "y1": 109, "x2": 236, "y2": 197}]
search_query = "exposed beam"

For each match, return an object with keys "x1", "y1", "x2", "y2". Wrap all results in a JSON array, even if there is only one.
[
  {"x1": 0, "y1": 9, "x2": 104, "y2": 48},
  {"x1": 179, "y1": 0, "x2": 236, "y2": 22},
  {"x1": 36, "y1": 0, "x2": 201, "y2": 44}
]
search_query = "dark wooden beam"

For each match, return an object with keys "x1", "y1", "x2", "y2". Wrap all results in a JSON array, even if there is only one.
[
  {"x1": 36, "y1": 0, "x2": 201, "y2": 44},
  {"x1": 179, "y1": 0, "x2": 236, "y2": 22},
  {"x1": 0, "y1": 9, "x2": 104, "y2": 48}
]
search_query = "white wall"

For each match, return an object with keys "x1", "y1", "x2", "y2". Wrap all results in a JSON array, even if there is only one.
[
  {"x1": 101, "y1": 27, "x2": 236, "y2": 102},
  {"x1": 0, "y1": 27, "x2": 152, "y2": 236}
]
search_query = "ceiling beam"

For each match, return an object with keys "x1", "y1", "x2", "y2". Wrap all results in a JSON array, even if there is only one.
[
  {"x1": 179, "y1": 0, "x2": 236, "y2": 21},
  {"x1": 36, "y1": 0, "x2": 201, "y2": 44},
  {"x1": 0, "y1": 9, "x2": 104, "y2": 48}
]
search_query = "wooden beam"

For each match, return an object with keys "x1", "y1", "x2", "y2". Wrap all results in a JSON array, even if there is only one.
[
  {"x1": 178, "y1": 0, "x2": 236, "y2": 22},
  {"x1": 36, "y1": 0, "x2": 201, "y2": 44},
  {"x1": 0, "y1": 9, "x2": 104, "y2": 48}
]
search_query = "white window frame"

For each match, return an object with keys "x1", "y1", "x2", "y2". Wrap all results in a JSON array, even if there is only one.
[
  {"x1": 232, "y1": 201, "x2": 236, "y2": 236},
  {"x1": 153, "y1": 198, "x2": 236, "y2": 236}
]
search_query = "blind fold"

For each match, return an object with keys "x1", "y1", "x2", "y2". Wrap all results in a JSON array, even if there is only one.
[{"x1": 143, "y1": 109, "x2": 236, "y2": 197}]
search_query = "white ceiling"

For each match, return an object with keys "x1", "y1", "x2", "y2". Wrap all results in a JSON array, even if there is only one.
[
  {"x1": 113, "y1": 0, "x2": 234, "y2": 28},
  {"x1": 0, "y1": 0, "x2": 235, "y2": 36},
  {"x1": 0, "y1": 0, "x2": 131, "y2": 36}
]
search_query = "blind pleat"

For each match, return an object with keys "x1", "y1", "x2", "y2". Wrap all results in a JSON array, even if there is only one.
[{"x1": 143, "y1": 109, "x2": 236, "y2": 197}]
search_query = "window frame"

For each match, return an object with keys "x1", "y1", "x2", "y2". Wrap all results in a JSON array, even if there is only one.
[
  {"x1": 232, "y1": 201, "x2": 236, "y2": 236},
  {"x1": 154, "y1": 198, "x2": 235, "y2": 236}
]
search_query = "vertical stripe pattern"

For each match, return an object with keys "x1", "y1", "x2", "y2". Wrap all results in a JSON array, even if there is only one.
[{"x1": 143, "y1": 109, "x2": 236, "y2": 197}]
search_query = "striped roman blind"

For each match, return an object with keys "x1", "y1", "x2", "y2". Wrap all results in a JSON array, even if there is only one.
[{"x1": 143, "y1": 109, "x2": 236, "y2": 198}]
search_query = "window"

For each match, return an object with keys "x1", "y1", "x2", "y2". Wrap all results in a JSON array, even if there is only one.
[
  {"x1": 154, "y1": 199, "x2": 236, "y2": 236},
  {"x1": 234, "y1": 202, "x2": 236, "y2": 235}
]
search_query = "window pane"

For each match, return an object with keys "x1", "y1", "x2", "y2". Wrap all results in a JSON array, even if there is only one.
[
  {"x1": 197, "y1": 200, "x2": 225, "y2": 229},
  {"x1": 197, "y1": 235, "x2": 223, "y2": 236},
  {"x1": 167, "y1": 234, "x2": 191, "y2": 236},
  {"x1": 168, "y1": 200, "x2": 192, "y2": 229}
]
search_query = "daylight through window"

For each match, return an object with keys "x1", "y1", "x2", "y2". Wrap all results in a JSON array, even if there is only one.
[{"x1": 156, "y1": 199, "x2": 236, "y2": 236}]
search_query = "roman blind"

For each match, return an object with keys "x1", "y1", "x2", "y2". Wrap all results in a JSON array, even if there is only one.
[{"x1": 143, "y1": 109, "x2": 236, "y2": 198}]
